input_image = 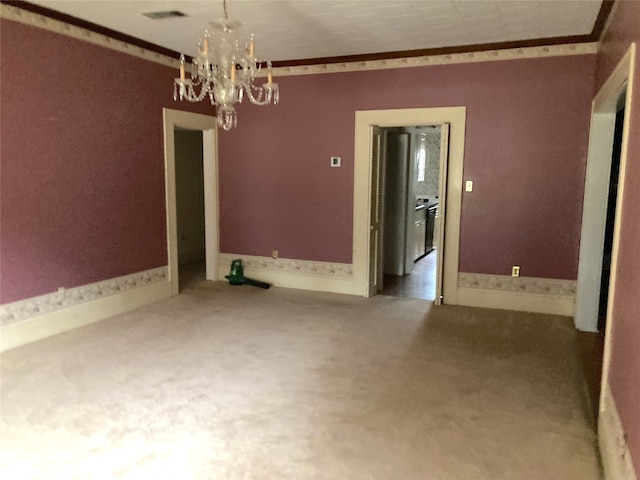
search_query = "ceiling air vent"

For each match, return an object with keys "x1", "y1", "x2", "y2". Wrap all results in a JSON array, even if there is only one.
[{"x1": 143, "y1": 10, "x2": 187, "y2": 20}]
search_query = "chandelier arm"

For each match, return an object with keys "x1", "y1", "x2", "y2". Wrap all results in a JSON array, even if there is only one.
[
  {"x1": 175, "y1": 80, "x2": 213, "y2": 103},
  {"x1": 244, "y1": 82, "x2": 270, "y2": 105}
]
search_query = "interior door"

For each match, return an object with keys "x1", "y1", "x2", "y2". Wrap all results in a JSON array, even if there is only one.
[
  {"x1": 435, "y1": 123, "x2": 450, "y2": 305},
  {"x1": 369, "y1": 126, "x2": 386, "y2": 297}
]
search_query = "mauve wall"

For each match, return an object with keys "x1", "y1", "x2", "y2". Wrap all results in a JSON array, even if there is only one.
[
  {"x1": 219, "y1": 55, "x2": 595, "y2": 278},
  {"x1": 0, "y1": 19, "x2": 210, "y2": 304},
  {"x1": 595, "y1": 1, "x2": 640, "y2": 477}
]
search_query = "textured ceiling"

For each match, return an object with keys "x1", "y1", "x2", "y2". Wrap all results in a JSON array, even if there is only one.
[{"x1": 29, "y1": 0, "x2": 603, "y2": 62}]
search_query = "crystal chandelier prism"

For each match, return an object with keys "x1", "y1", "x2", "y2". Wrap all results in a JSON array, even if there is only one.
[{"x1": 173, "y1": 0, "x2": 279, "y2": 130}]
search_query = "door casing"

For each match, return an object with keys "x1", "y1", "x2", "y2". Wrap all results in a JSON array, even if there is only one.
[
  {"x1": 575, "y1": 45, "x2": 635, "y2": 334},
  {"x1": 353, "y1": 107, "x2": 466, "y2": 302},
  {"x1": 575, "y1": 45, "x2": 636, "y2": 415},
  {"x1": 163, "y1": 108, "x2": 219, "y2": 295}
]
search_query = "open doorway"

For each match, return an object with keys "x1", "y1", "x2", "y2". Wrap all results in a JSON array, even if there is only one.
[
  {"x1": 352, "y1": 107, "x2": 465, "y2": 304},
  {"x1": 598, "y1": 103, "x2": 625, "y2": 332},
  {"x1": 578, "y1": 98, "x2": 626, "y2": 423},
  {"x1": 378, "y1": 126, "x2": 443, "y2": 301},
  {"x1": 174, "y1": 128, "x2": 206, "y2": 291},
  {"x1": 575, "y1": 44, "x2": 634, "y2": 428},
  {"x1": 163, "y1": 108, "x2": 218, "y2": 296}
]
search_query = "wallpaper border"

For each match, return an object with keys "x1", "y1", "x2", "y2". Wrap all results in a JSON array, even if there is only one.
[
  {"x1": 2, "y1": 3, "x2": 596, "y2": 75},
  {"x1": 275, "y1": 43, "x2": 598, "y2": 77},
  {"x1": 219, "y1": 253, "x2": 353, "y2": 277},
  {"x1": 0, "y1": 266, "x2": 168, "y2": 326},
  {"x1": 458, "y1": 272, "x2": 576, "y2": 296},
  {"x1": 0, "y1": 3, "x2": 177, "y2": 67}
]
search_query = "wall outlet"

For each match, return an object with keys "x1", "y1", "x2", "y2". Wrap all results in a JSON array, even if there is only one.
[
  {"x1": 465, "y1": 180, "x2": 474, "y2": 192},
  {"x1": 272, "y1": 250, "x2": 278, "y2": 259},
  {"x1": 330, "y1": 156, "x2": 341, "y2": 167},
  {"x1": 512, "y1": 266, "x2": 520, "y2": 277}
]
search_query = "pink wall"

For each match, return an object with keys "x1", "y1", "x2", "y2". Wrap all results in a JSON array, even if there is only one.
[
  {"x1": 0, "y1": 19, "x2": 211, "y2": 304},
  {"x1": 219, "y1": 55, "x2": 595, "y2": 279},
  {"x1": 594, "y1": 1, "x2": 640, "y2": 477}
]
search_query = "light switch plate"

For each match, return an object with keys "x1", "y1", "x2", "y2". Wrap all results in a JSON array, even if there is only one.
[
  {"x1": 465, "y1": 180, "x2": 473, "y2": 192},
  {"x1": 331, "y1": 157, "x2": 341, "y2": 167}
]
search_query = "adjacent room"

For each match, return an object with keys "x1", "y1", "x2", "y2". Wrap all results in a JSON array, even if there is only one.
[{"x1": 1, "y1": 1, "x2": 638, "y2": 479}]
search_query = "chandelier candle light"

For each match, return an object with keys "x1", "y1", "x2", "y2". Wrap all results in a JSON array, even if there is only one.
[{"x1": 173, "y1": 0, "x2": 279, "y2": 130}]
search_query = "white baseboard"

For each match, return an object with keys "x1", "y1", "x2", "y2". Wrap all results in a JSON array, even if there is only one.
[
  {"x1": 1, "y1": 267, "x2": 171, "y2": 352},
  {"x1": 456, "y1": 273, "x2": 576, "y2": 316},
  {"x1": 456, "y1": 287, "x2": 575, "y2": 316},
  {"x1": 599, "y1": 382, "x2": 638, "y2": 480},
  {"x1": 218, "y1": 254, "x2": 354, "y2": 295}
]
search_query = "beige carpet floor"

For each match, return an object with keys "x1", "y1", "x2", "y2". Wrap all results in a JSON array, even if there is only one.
[{"x1": 0, "y1": 281, "x2": 601, "y2": 479}]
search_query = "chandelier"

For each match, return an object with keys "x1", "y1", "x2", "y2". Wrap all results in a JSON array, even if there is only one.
[{"x1": 173, "y1": 0, "x2": 279, "y2": 130}]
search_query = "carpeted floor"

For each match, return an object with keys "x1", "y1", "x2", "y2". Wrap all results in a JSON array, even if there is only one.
[{"x1": 0, "y1": 281, "x2": 601, "y2": 479}]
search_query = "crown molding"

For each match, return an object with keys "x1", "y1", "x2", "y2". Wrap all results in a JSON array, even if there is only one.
[
  {"x1": 2, "y1": 3, "x2": 598, "y2": 76},
  {"x1": 273, "y1": 42, "x2": 598, "y2": 77},
  {"x1": 0, "y1": 266, "x2": 168, "y2": 326},
  {"x1": 0, "y1": 2, "x2": 178, "y2": 68}
]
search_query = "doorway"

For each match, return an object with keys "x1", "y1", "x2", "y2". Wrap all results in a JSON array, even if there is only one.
[
  {"x1": 352, "y1": 107, "x2": 465, "y2": 305},
  {"x1": 598, "y1": 103, "x2": 625, "y2": 332},
  {"x1": 574, "y1": 45, "x2": 634, "y2": 424},
  {"x1": 163, "y1": 109, "x2": 219, "y2": 296},
  {"x1": 578, "y1": 98, "x2": 626, "y2": 422},
  {"x1": 378, "y1": 125, "x2": 443, "y2": 301},
  {"x1": 174, "y1": 128, "x2": 206, "y2": 291}
]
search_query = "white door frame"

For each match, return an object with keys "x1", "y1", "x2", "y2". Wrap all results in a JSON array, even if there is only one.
[
  {"x1": 575, "y1": 44, "x2": 635, "y2": 333},
  {"x1": 163, "y1": 108, "x2": 219, "y2": 295},
  {"x1": 435, "y1": 123, "x2": 450, "y2": 305},
  {"x1": 353, "y1": 107, "x2": 466, "y2": 302},
  {"x1": 578, "y1": 44, "x2": 635, "y2": 416}
]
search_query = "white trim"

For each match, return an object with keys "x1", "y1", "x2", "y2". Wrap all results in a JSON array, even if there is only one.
[
  {"x1": 353, "y1": 107, "x2": 466, "y2": 301},
  {"x1": 576, "y1": 45, "x2": 635, "y2": 333},
  {"x1": 597, "y1": 43, "x2": 636, "y2": 417},
  {"x1": 163, "y1": 109, "x2": 219, "y2": 295},
  {"x1": 599, "y1": 382, "x2": 638, "y2": 480},
  {"x1": 575, "y1": 111, "x2": 617, "y2": 331},
  {"x1": 0, "y1": 268, "x2": 171, "y2": 352},
  {"x1": 218, "y1": 254, "x2": 353, "y2": 295},
  {"x1": 456, "y1": 287, "x2": 575, "y2": 317},
  {"x1": 202, "y1": 131, "x2": 219, "y2": 281},
  {"x1": 0, "y1": 266, "x2": 167, "y2": 325},
  {"x1": 273, "y1": 43, "x2": 597, "y2": 77},
  {"x1": 435, "y1": 123, "x2": 450, "y2": 305}
]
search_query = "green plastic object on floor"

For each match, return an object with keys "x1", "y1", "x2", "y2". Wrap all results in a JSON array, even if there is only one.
[{"x1": 225, "y1": 259, "x2": 271, "y2": 289}]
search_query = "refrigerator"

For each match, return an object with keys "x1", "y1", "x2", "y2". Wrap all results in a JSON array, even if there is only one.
[{"x1": 383, "y1": 132, "x2": 413, "y2": 276}]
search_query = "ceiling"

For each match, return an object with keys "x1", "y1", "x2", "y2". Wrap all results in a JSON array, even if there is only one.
[{"x1": 28, "y1": 0, "x2": 604, "y2": 63}]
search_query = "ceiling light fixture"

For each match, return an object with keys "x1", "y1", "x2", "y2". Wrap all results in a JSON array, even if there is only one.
[{"x1": 173, "y1": 0, "x2": 279, "y2": 130}]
